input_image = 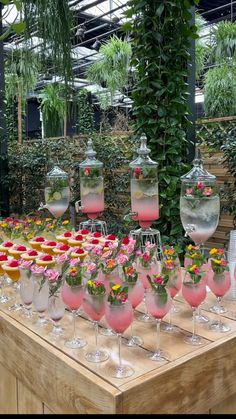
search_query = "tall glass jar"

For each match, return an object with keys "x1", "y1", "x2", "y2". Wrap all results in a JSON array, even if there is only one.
[
  {"x1": 44, "y1": 165, "x2": 70, "y2": 218},
  {"x1": 79, "y1": 139, "x2": 104, "y2": 220},
  {"x1": 129, "y1": 133, "x2": 159, "y2": 229},
  {"x1": 180, "y1": 149, "x2": 220, "y2": 245}
]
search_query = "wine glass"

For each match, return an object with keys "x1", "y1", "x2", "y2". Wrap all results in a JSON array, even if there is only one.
[
  {"x1": 83, "y1": 292, "x2": 109, "y2": 362},
  {"x1": 48, "y1": 292, "x2": 65, "y2": 338},
  {"x1": 122, "y1": 279, "x2": 144, "y2": 347},
  {"x1": 145, "y1": 288, "x2": 172, "y2": 361},
  {"x1": 105, "y1": 300, "x2": 134, "y2": 378},
  {"x1": 100, "y1": 267, "x2": 121, "y2": 337},
  {"x1": 182, "y1": 272, "x2": 207, "y2": 345},
  {"x1": 0, "y1": 255, "x2": 11, "y2": 304},
  {"x1": 2, "y1": 261, "x2": 21, "y2": 311},
  {"x1": 61, "y1": 282, "x2": 87, "y2": 349},
  {"x1": 136, "y1": 258, "x2": 160, "y2": 323},
  {"x1": 162, "y1": 267, "x2": 182, "y2": 333},
  {"x1": 207, "y1": 268, "x2": 231, "y2": 333},
  {"x1": 19, "y1": 267, "x2": 35, "y2": 318},
  {"x1": 32, "y1": 272, "x2": 49, "y2": 327}
]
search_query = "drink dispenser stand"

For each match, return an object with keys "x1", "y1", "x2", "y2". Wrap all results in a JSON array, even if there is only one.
[
  {"x1": 127, "y1": 133, "x2": 162, "y2": 255},
  {"x1": 38, "y1": 165, "x2": 70, "y2": 219},
  {"x1": 76, "y1": 139, "x2": 107, "y2": 235}
]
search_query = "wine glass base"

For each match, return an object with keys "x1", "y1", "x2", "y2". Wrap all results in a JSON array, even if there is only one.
[
  {"x1": 209, "y1": 305, "x2": 226, "y2": 314},
  {"x1": 171, "y1": 304, "x2": 180, "y2": 314},
  {"x1": 34, "y1": 317, "x2": 48, "y2": 327},
  {"x1": 48, "y1": 328, "x2": 64, "y2": 339},
  {"x1": 8, "y1": 303, "x2": 22, "y2": 312},
  {"x1": 65, "y1": 338, "x2": 87, "y2": 349},
  {"x1": 0, "y1": 295, "x2": 11, "y2": 304},
  {"x1": 85, "y1": 350, "x2": 109, "y2": 363},
  {"x1": 108, "y1": 364, "x2": 134, "y2": 379},
  {"x1": 184, "y1": 334, "x2": 204, "y2": 346},
  {"x1": 148, "y1": 349, "x2": 169, "y2": 362},
  {"x1": 123, "y1": 335, "x2": 143, "y2": 347},
  {"x1": 137, "y1": 313, "x2": 155, "y2": 323},
  {"x1": 210, "y1": 321, "x2": 231, "y2": 333},
  {"x1": 100, "y1": 328, "x2": 117, "y2": 337},
  {"x1": 194, "y1": 313, "x2": 209, "y2": 323},
  {"x1": 161, "y1": 323, "x2": 179, "y2": 334},
  {"x1": 21, "y1": 309, "x2": 33, "y2": 319}
]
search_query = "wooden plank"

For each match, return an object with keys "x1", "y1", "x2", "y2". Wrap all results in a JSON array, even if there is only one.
[
  {"x1": 44, "y1": 404, "x2": 55, "y2": 414},
  {"x1": 119, "y1": 336, "x2": 236, "y2": 414},
  {"x1": 211, "y1": 393, "x2": 236, "y2": 414},
  {"x1": 18, "y1": 380, "x2": 43, "y2": 414},
  {"x1": 0, "y1": 363, "x2": 17, "y2": 414},
  {"x1": 0, "y1": 312, "x2": 122, "y2": 414}
]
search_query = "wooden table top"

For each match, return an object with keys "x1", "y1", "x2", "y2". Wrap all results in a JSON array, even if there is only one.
[{"x1": 1, "y1": 278, "x2": 236, "y2": 414}]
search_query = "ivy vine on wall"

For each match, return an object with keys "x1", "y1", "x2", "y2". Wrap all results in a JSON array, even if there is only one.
[{"x1": 125, "y1": 0, "x2": 199, "y2": 248}]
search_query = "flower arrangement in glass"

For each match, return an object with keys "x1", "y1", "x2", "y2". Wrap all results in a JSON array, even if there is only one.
[
  {"x1": 61, "y1": 263, "x2": 87, "y2": 349},
  {"x1": 161, "y1": 258, "x2": 182, "y2": 333},
  {"x1": 145, "y1": 274, "x2": 172, "y2": 362},
  {"x1": 31, "y1": 265, "x2": 49, "y2": 327},
  {"x1": 182, "y1": 263, "x2": 206, "y2": 346},
  {"x1": 18, "y1": 259, "x2": 35, "y2": 318},
  {"x1": 208, "y1": 248, "x2": 231, "y2": 332},
  {"x1": 120, "y1": 260, "x2": 144, "y2": 347},
  {"x1": 83, "y1": 279, "x2": 109, "y2": 363},
  {"x1": 45, "y1": 266, "x2": 66, "y2": 338},
  {"x1": 105, "y1": 283, "x2": 134, "y2": 378},
  {"x1": 162, "y1": 245, "x2": 180, "y2": 266}
]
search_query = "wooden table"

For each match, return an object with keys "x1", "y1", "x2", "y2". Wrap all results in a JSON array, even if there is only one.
[{"x1": 1, "y1": 285, "x2": 236, "y2": 414}]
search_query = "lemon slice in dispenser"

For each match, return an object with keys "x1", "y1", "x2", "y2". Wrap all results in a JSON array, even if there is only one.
[
  {"x1": 52, "y1": 191, "x2": 62, "y2": 200},
  {"x1": 134, "y1": 190, "x2": 143, "y2": 199}
]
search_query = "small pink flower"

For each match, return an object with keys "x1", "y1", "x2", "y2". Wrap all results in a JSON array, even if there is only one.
[
  {"x1": 94, "y1": 280, "x2": 103, "y2": 287},
  {"x1": 31, "y1": 265, "x2": 45, "y2": 275},
  {"x1": 220, "y1": 259, "x2": 227, "y2": 267},
  {"x1": 186, "y1": 188, "x2": 193, "y2": 195},
  {"x1": 136, "y1": 250, "x2": 142, "y2": 257},
  {"x1": 193, "y1": 267, "x2": 200, "y2": 274},
  {"x1": 101, "y1": 250, "x2": 112, "y2": 259},
  {"x1": 56, "y1": 253, "x2": 67, "y2": 265},
  {"x1": 134, "y1": 167, "x2": 141, "y2": 176},
  {"x1": 45, "y1": 269, "x2": 59, "y2": 283},
  {"x1": 196, "y1": 181, "x2": 204, "y2": 189},
  {"x1": 142, "y1": 253, "x2": 150, "y2": 263},
  {"x1": 91, "y1": 246, "x2": 102, "y2": 256},
  {"x1": 116, "y1": 253, "x2": 128, "y2": 265},
  {"x1": 87, "y1": 263, "x2": 97, "y2": 273},
  {"x1": 84, "y1": 167, "x2": 91, "y2": 176},
  {"x1": 19, "y1": 260, "x2": 33, "y2": 269},
  {"x1": 217, "y1": 248, "x2": 224, "y2": 255},
  {"x1": 203, "y1": 187, "x2": 213, "y2": 196},
  {"x1": 154, "y1": 275, "x2": 163, "y2": 284},
  {"x1": 116, "y1": 292, "x2": 127, "y2": 303},
  {"x1": 70, "y1": 258, "x2": 80, "y2": 267}
]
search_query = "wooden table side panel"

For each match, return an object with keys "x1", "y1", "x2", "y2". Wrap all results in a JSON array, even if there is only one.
[
  {"x1": 0, "y1": 362, "x2": 17, "y2": 414},
  {"x1": 17, "y1": 380, "x2": 44, "y2": 414},
  {"x1": 211, "y1": 393, "x2": 236, "y2": 414},
  {"x1": 0, "y1": 313, "x2": 121, "y2": 414},
  {"x1": 43, "y1": 404, "x2": 56, "y2": 414},
  {"x1": 120, "y1": 337, "x2": 236, "y2": 414}
]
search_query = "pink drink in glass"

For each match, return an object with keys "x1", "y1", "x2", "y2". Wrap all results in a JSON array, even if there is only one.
[
  {"x1": 182, "y1": 278, "x2": 206, "y2": 308},
  {"x1": 105, "y1": 301, "x2": 133, "y2": 334},
  {"x1": 184, "y1": 257, "x2": 192, "y2": 269},
  {"x1": 83, "y1": 293, "x2": 106, "y2": 321},
  {"x1": 167, "y1": 269, "x2": 182, "y2": 298},
  {"x1": 124, "y1": 280, "x2": 144, "y2": 309},
  {"x1": 61, "y1": 283, "x2": 84, "y2": 310},
  {"x1": 207, "y1": 271, "x2": 231, "y2": 297},
  {"x1": 137, "y1": 265, "x2": 152, "y2": 289},
  {"x1": 146, "y1": 289, "x2": 172, "y2": 319}
]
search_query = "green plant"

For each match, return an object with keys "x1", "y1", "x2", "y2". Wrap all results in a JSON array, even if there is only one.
[
  {"x1": 86, "y1": 36, "x2": 132, "y2": 108},
  {"x1": 211, "y1": 21, "x2": 236, "y2": 63},
  {"x1": 126, "y1": 0, "x2": 198, "y2": 249},
  {"x1": 204, "y1": 64, "x2": 236, "y2": 117},
  {"x1": 195, "y1": 12, "x2": 209, "y2": 80},
  {"x1": 5, "y1": 48, "x2": 39, "y2": 143},
  {"x1": 39, "y1": 84, "x2": 66, "y2": 137},
  {"x1": 77, "y1": 89, "x2": 94, "y2": 134}
]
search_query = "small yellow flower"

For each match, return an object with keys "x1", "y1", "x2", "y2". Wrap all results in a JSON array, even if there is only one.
[
  {"x1": 164, "y1": 249, "x2": 174, "y2": 255},
  {"x1": 191, "y1": 253, "x2": 199, "y2": 258},
  {"x1": 189, "y1": 264, "x2": 197, "y2": 272},
  {"x1": 87, "y1": 280, "x2": 94, "y2": 287},
  {"x1": 209, "y1": 248, "x2": 217, "y2": 255},
  {"x1": 112, "y1": 284, "x2": 121, "y2": 291},
  {"x1": 35, "y1": 220, "x2": 42, "y2": 225},
  {"x1": 45, "y1": 218, "x2": 52, "y2": 222},
  {"x1": 212, "y1": 258, "x2": 221, "y2": 265},
  {"x1": 1, "y1": 223, "x2": 8, "y2": 228},
  {"x1": 15, "y1": 225, "x2": 21, "y2": 230},
  {"x1": 187, "y1": 244, "x2": 193, "y2": 251},
  {"x1": 27, "y1": 233, "x2": 33, "y2": 239},
  {"x1": 62, "y1": 220, "x2": 69, "y2": 225}
]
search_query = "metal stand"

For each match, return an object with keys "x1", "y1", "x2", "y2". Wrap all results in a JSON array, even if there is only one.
[
  {"x1": 129, "y1": 227, "x2": 163, "y2": 259},
  {"x1": 78, "y1": 219, "x2": 108, "y2": 236}
]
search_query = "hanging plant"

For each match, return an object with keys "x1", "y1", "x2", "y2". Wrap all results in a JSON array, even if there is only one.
[{"x1": 39, "y1": 84, "x2": 66, "y2": 138}]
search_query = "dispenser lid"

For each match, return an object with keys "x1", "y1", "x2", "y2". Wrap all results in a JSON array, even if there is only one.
[
  {"x1": 79, "y1": 138, "x2": 103, "y2": 168},
  {"x1": 181, "y1": 147, "x2": 216, "y2": 181},
  {"x1": 129, "y1": 133, "x2": 158, "y2": 168},
  {"x1": 46, "y1": 165, "x2": 68, "y2": 179}
]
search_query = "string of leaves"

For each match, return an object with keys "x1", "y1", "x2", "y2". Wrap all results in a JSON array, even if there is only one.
[
  {"x1": 77, "y1": 89, "x2": 94, "y2": 134},
  {"x1": 124, "y1": 0, "x2": 199, "y2": 251},
  {"x1": 39, "y1": 84, "x2": 66, "y2": 138}
]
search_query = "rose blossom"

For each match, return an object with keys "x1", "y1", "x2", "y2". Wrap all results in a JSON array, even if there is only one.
[
  {"x1": 19, "y1": 259, "x2": 33, "y2": 269},
  {"x1": 70, "y1": 258, "x2": 80, "y2": 267},
  {"x1": 31, "y1": 265, "x2": 45, "y2": 275},
  {"x1": 116, "y1": 253, "x2": 128, "y2": 265},
  {"x1": 87, "y1": 263, "x2": 97, "y2": 273},
  {"x1": 56, "y1": 253, "x2": 68, "y2": 265},
  {"x1": 45, "y1": 269, "x2": 59, "y2": 283}
]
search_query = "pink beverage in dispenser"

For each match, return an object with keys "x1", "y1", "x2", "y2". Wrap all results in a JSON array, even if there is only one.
[
  {"x1": 79, "y1": 139, "x2": 104, "y2": 220},
  {"x1": 61, "y1": 283, "x2": 84, "y2": 310},
  {"x1": 129, "y1": 133, "x2": 159, "y2": 229},
  {"x1": 105, "y1": 301, "x2": 133, "y2": 334}
]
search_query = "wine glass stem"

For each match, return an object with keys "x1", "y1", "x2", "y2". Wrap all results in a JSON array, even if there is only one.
[
  {"x1": 118, "y1": 333, "x2": 122, "y2": 369},
  {"x1": 192, "y1": 307, "x2": 197, "y2": 337},
  {"x1": 156, "y1": 319, "x2": 161, "y2": 354},
  {"x1": 72, "y1": 310, "x2": 76, "y2": 340},
  {"x1": 94, "y1": 321, "x2": 98, "y2": 351},
  {"x1": 168, "y1": 308, "x2": 172, "y2": 326},
  {"x1": 217, "y1": 297, "x2": 222, "y2": 325}
]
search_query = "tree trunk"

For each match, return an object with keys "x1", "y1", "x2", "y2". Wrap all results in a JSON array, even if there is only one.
[
  {"x1": 18, "y1": 94, "x2": 22, "y2": 144},
  {"x1": 64, "y1": 113, "x2": 67, "y2": 138}
]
